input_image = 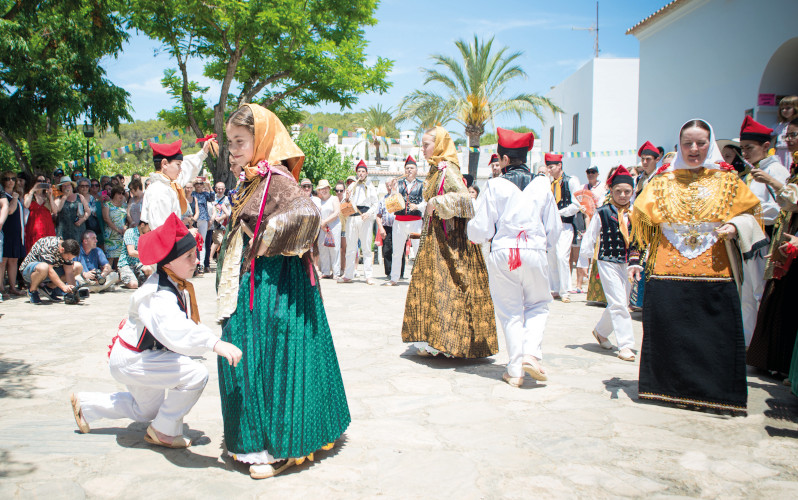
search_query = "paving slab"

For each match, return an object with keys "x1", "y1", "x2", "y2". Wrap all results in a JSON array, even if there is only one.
[{"x1": 1, "y1": 263, "x2": 798, "y2": 499}]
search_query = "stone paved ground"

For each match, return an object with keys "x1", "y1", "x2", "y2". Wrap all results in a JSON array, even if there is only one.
[{"x1": 1, "y1": 262, "x2": 798, "y2": 499}]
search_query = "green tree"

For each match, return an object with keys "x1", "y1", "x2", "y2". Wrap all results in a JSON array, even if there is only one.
[
  {"x1": 295, "y1": 133, "x2": 354, "y2": 186},
  {"x1": 0, "y1": 0, "x2": 132, "y2": 174},
  {"x1": 398, "y1": 35, "x2": 559, "y2": 179},
  {"x1": 129, "y1": 0, "x2": 393, "y2": 186},
  {"x1": 480, "y1": 126, "x2": 539, "y2": 146},
  {"x1": 362, "y1": 105, "x2": 396, "y2": 166}
]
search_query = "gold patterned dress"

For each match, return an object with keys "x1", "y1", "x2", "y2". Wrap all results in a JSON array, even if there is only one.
[
  {"x1": 401, "y1": 127, "x2": 498, "y2": 358},
  {"x1": 632, "y1": 166, "x2": 761, "y2": 414}
]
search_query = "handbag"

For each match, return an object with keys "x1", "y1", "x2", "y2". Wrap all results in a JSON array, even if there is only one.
[
  {"x1": 385, "y1": 192, "x2": 406, "y2": 213},
  {"x1": 323, "y1": 228, "x2": 336, "y2": 247},
  {"x1": 339, "y1": 199, "x2": 356, "y2": 217}
]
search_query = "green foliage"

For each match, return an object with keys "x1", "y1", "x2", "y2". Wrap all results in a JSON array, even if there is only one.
[
  {"x1": 128, "y1": 0, "x2": 393, "y2": 186},
  {"x1": 295, "y1": 133, "x2": 354, "y2": 186},
  {"x1": 300, "y1": 111, "x2": 369, "y2": 142},
  {"x1": 362, "y1": 104, "x2": 397, "y2": 165},
  {"x1": 157, "y1": 69, "x2": 216, "y2": 129},
  {"x1": 0, "y1": 0, "x2": 132, "y2": 173}
]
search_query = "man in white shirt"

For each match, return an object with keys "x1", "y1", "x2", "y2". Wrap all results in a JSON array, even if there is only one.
[
  {"x1": 545, "y1": 153, "x2": 582, "y2": 303},
  {"x1": 339, "y1": 160, "x2": 378, "y2": 284},
  {"x1": 468, "y1": 128, "x2": 561, "y2": 387},
  {"x1": 141, "y1": 139, "x2": 215, "y2": 230},
  {"x1": 385, "y1": 155, "x2": 425, "y2": 286}
]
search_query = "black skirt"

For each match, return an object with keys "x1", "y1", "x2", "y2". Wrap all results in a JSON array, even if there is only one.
[
  {"x1": 747, "y1": 263, "x2": 798, "y2": 374},
  {"x1": 639, "y1": 277, "x2": 747, "y2": 413}
]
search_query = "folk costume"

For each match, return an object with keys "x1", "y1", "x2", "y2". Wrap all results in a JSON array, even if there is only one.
[
  {"x1": 736, "y1": 117, "x2": 790, "y2": 345},
  {"x1": 390, "y1": 155, "x2": 425, "y2": 283},
  {"x1": 402, "y1": 126, "x2": 498, "y2": 358},
  {"x1": 140, "y1": 140, "x2": 207, "y2": 229},
  {"x1": 215, "y1": 104, "x2": 349, "y2": 471},
  {"x1": 546, "y1": 153, "x2": 582, "y2": 301},
  {"x1": 631, "y1": 119, "x2": 763, "y2": 414},
  {"x1": 72, "y1": 214, "x2": 214, "y2": 447},
  {"x1": 468, "y1": 129, "x2": 560, "y2": 384},
  {"x1": 341, "y1": 160, "x2": 378, "y2": 283},
  {"x1": 748, "y1": 161, "x2": 798, "y2": 377},
  {"x1": 578, "y1": 166, "x2": 636, "y2": 360},
  {"x1": 629, "y1": 141, "x2": 660, "y2": 309}
]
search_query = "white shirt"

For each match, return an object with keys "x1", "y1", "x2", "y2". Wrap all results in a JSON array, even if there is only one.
[
  {"x1": 141, "y1": 150, "x2": 206, "y2": 229},
  {"x1": 746, "y1": 155, "x2": 789, "y2": 226},
  {"x1": 468, "y1": 175, "x2": 561, "y2": 253},
  {"x1": 581, "y1": 180, "x2": 605, "y2": 205},
  {"x1": 347, "y1": 180, "x2": 378, "y2": 218},
  {"x1": 119, "y1": 272, "x2": 218, "y2": 356},
  {"x1": 556, "y1": 175, "x2": 583, "y2": 219}
]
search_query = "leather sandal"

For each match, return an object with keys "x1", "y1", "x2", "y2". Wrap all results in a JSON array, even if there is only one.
[
  {"x1": 70, "y1": 393, "x2": 90, "y2": 434},
  {"x1": 143, "y1": 425, "x2": 191, "y2": 449},
  {"x1": 592, "y1": 330, "x2": 614, "y2": 350},
  {"x1": 249, "y1": 458, "x2": 297, "y2": 479},
  {"x1": 522, "y1": 356, "x2": 548, "y2": 382},
  {"x1": 502, "y1": 372, "x2": 523, "y2": 388}
]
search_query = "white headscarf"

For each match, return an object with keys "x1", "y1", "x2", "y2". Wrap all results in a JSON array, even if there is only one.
[{"x1": 670, "y1": 118, "x2": 725, "y2": 171}]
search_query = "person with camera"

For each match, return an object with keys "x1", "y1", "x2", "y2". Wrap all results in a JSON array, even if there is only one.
[
  {"x1": 75, "y1": 230, "x2": 119, "y2": 293},
  {"x1": 18, "y1": 236, "x2": 81, "y2": 304},
  {"x1": 118, "y1": 220, "x2": 152, "y2": 289},
  {"x1": 23, "y1": 175, "x2": 56, "y2": 253}
]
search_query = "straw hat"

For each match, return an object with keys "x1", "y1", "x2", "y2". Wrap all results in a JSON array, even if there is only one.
[
  {"x1": 59, "y1": 176, "x2": 77, "y2": 188},
  {"x1": 316, "y1": 179, "x2": 331, "y2": 190}
]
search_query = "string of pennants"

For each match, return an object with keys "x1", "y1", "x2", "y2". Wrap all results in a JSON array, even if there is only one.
[
  {"x1": 301, "y1": 123, "x2": 402, "y2": 144},
  {"x1": 59, "y1": 127, "x2": 191, "y2": 170}
]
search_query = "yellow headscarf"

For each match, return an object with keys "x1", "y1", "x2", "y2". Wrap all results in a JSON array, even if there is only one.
[
  {"x1": 423, "y1": 126, "x2": 466, "y2": 200},
  {"x1": 241, "y1": 104, "x2": 305, "y2": 181}
]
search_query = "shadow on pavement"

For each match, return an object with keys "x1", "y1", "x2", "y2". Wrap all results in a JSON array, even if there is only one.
[
  {"x1": 565, "y1": 343, "x2": 620, "y2": 358},
  {"x1": 603, "y1": 377, "x2": 638, "y2": 400},
  {"x1": 748, "y1": 380, "x2": 798, "y2": 438},
  {"x1": 0, "y1": 357, "x2": 34, "y2": 399},
  {"x1": 0, "y1": 449, "x2": 37, "y2": 478}
]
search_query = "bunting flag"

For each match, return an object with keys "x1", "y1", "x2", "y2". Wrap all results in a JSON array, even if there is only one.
[
  {"x1": 60, "y1": 127, "x2": 193, "y2": 169},
  {"x1": 301, "y1": 123, "x2": 402, "y2": 144}
]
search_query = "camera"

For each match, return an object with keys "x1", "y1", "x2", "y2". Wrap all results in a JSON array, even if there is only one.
[
  {"x1": 91, "y1": 269, "x2": 106, "y2": 285},
  {"x1": 64, "y1": 283, "x2": 89, "y2": 305},
  {"x1": 133, "y1": 263, "x2": 147, "y2": 286}
]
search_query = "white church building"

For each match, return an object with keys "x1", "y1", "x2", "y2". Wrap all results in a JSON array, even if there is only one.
[
  {"x1": 539, "y1": 58, "x2": 640, "y2": 184},
  {"x1": 629, "y1": 0, "x2": 798, "y2": 148}
]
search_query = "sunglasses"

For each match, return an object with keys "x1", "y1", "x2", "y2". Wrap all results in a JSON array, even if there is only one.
[
  {"x1": 91, "y1": 183, "x2": 100, "y2": 187},
  {"x1": 301, "y1": 184, "x2": 312, "y2": 189},
  {"x1": 335, "y1": 189, "x2": 344, "y2": 193},
  {"x1": 3, "y1": 176, "x2": 16, "y2": 181},
  {"x1": 785, "y1": 132, "x2": 798, "y2": 139}
]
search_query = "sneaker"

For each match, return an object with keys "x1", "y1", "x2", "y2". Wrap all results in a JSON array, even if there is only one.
[
  {"x1": 38, "y1": 286, "x2": 62, "y2": 301},
  {"x1": 28, "y1": 290, "x2": 42, "y2": 304},
  {"x1": 197, "y1": 265, "x2": 204, "y2": 275}
]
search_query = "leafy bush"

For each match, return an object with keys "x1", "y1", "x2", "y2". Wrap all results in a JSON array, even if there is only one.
[{"x1": 295, "y1": 133, "x2": 355, "y2": 186}]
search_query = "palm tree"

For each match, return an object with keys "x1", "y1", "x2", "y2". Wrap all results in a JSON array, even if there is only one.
[
  {"x1": 362, "y1": 104, "x2": 395, "y2": 166},
  {"x1": 399, "y1": 35, "x2": 560, "y2": 179}
]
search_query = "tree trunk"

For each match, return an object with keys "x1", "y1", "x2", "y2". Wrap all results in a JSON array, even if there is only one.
[
  {"x1": 373, "y1": 140, "x2": 381, "y2": 166},
  {"x1": 211, "y1": 46, "x2": 243, "y2": 188},
  {"x1": 466, "y1": 131, "x2": 481, "y2": 180},
  {"x1": 0, "y1": 129, "x2": 31, "y2": 174}
]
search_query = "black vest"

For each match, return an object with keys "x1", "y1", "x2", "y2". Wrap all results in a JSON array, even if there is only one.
[
  {"x1": 596, "y1": 204, "x2": 630, "y2": 264},
  {"x1": 135, "y1": 270, "x2": 189, "y2": 351},
  {"x1": 557, "y1": 174, "x2": 574, "y2": 224},
  {"x1": 396, "y1": 178, "x2": 424, "y2": 218},
  {"x1": 500, "y1": 164, "x2": 535, "y2": 190}
]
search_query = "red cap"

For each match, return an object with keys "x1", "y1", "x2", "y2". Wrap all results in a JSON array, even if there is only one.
[
  {"x1": 404, "y1": 155, "x2": 416, "y2": 167},
  {"x1": 608, "y1": 165, "x2": 634, "y2": 187},
  {"x1": 739, "y1": 116, "x2": 773, "y2": 142},
  {"x1": 138, "y1": 213, "x2": 195, "y2": 265},
  {"x1": 638, "y1": 141, "x2": 659, "y2": 158},
  {"x1": 150, "y1": 139, "x2": 183, "y2": 158},
  {"x1": 488, "y1": 153, "x2": 499, "y2": 164},
  {"x1": 356, "y1": 159, "x2": 367, "y2": 171},
  {"x1": 545, "y1": 153, "x2": 563, "y2": 165},
  {"x1": 497, "y1": 128, "x2": 534, "y2": 151}
]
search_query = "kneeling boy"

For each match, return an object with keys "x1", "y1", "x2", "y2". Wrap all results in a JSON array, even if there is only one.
[{"x1": 70, "y1": 213, "x2": 241, "y2": 448}]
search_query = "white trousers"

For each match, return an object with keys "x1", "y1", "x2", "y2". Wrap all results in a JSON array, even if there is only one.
[
  {"x1": 344, "y1": 216, "x2": 374, "y2": 280},
  {"x1": 78, "y1": 342, "x2": 209, "y2": 436},
  {"x1": 196, "y1": 219, "x2": 209, "y2": 265},
  {"x1": 741, "y1": 257, "x2": 766, "y2": 346},
  {"x1": 390, "y1": 219, "x2": 422, "y2": 282},
  {"x1": 488, "y1": 249, "x2": 552, "y2": 378},
  {"x1": 318, "y1": 226, "x2": 341, "y2": 276},
  {"x1": 594, "y1": 260, "x2": 635, "y2": 350},
  {"x1": 548, "y1": 223, "x2": 574, "y2": 295}
]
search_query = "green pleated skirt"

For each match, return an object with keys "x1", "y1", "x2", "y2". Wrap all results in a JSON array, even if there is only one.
[{"x1": 218, "y1": 254, "x2": 350, "y2": 458}]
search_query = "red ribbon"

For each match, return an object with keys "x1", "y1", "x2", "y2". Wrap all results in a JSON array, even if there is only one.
[
  {"x1": 508, "y1": 230, "x2": 527, "y2": 271},
  {"x1": 195, "y1": 134, "x2": 217, "y2": 144}
]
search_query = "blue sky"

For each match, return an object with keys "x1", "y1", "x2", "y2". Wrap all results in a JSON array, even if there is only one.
[{"x1": 103, "y1": 0, "x2": 666, "y2": 133}]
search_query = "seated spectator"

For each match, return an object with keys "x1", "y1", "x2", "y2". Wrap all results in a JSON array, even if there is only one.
[
  {"x1": 75, "y1": 230, "x2": 119, "y2": 293},
  {"x1": 19, "y1": 236, "x2": 80, "y2": 304},
  {"x1": 118, "y1": 220, "x2": 152, "y2": 289}
]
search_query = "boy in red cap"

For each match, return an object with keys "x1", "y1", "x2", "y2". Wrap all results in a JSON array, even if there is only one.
[
  {"x1": 468, "y1": 128, "x2": 561, "y2": 387},
  {"x1": 385, "y1": 155, "x2": 425, "y2": 285},
  {"x1": 578, "y1": 166, "x2": 637, "y2": 361},
  {"x1": 545, "y1": 152, "x2": 582, "y2": 302},
  {"x1": 70, "y1": 213, "x2": 241, "y2": 448},
  {"x1": 738, "y1": 116, "x2": 789, "y2": 344},
  {"x1": 635, "y1": 140, "x2": 661, "y2": 200},
  {"x1": 488, "y1": 153, "x2": 501, "y2": 178},
  {"x1": 141, "y1": 138, "x2": 217, "y2": 229},
  {"x1": 340, "y1": 160, "x2": 378, "y2": 284}
]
